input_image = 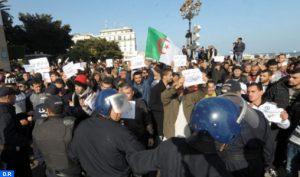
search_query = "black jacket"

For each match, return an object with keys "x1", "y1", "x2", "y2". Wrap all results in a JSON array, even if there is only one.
[
  {"x1": 233, "y1": 42, "x2": 245, "y2": 53},
  {"x1": 149, "y1": 80, "x2": 166, "y2": 136},
  {"x1": 280, "y1": 89, "x2": 300, "y2": 141},
  {"x1": 219, "y1": 110, "x2": 274, "y2": 177},
  {"x1": 0, "y1": 103, "x2": 28, "y2": 148},
  {"x1": 121, "y1": 99, "x2": 153, "y2": 146},
  {"x1": 69, "y1": 115, "x2": 144, "y2": 177},
  {"x1": 263, "y1": 76, "x2": 290, "y2": 109},
  {"x1": 149, "y1": 80, "x2": 166, "y2": 112},
  {"x1": 129, "y1": 133, "x2": 232, "y2": 177}
]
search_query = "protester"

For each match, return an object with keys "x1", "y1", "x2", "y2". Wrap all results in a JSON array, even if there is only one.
[
  {"x1": 233, "y1": 37, "x2": 246, "y2": 64},
  {"x1": 0, "y1": 47, "x2": 299, "y2": 177}
]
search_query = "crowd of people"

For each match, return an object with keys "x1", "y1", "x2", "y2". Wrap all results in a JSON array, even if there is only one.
[{"x1": 0, "y1": 50, "x2": 300, "y2": 177}]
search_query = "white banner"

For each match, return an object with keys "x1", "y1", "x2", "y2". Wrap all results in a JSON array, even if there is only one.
[
  {"x1": 130, "y1": 56, "x2": 145, "y2": 70},
  {"x1": 181, "y1": 69, "x2": 205, "y2": 87},
  {"x1": 23, "y1": 64, "x2": 34, "y2": 72},
  {"x1": 42, "y1": 72, "x2": 51, "y2": 83},
  {"x1": 63, "y1": 62, "x2": 77, "y2": 78},
  {"x1": 74, "y1": 63, "x2": 84, "y2": 71},
  {"x1": 214, "y1": 56, "x2": 225, "y2": 63},
  {"x1": 258, "y1": 103, "x2": 284, "y2": 123},
  {"x1": 173, "y1": 55, "x2": 187, "y2": 67},
  {"x1": 80, "y1": 62, "x2": 87, "y2": 68},
  {"x1": 106, "y1": 59, "x2": 113, "y2": 68},
  {"x1": 29, "y1": 57, "x2": 50, "y2": 73}
]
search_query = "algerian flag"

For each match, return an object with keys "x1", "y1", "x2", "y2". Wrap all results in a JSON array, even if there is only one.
[{"x1": 145, "y1": 27, "x2": 181, "y2": 65}]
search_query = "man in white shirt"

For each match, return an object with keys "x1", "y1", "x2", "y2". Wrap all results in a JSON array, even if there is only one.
[{"x1": 247, "y1": 82, "x2": 290, "y2": 129}]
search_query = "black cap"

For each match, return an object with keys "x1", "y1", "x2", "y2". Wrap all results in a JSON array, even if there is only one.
[
  {"x1": 221, "y1": 80, "x2": 241, "y2": 93},
  {"x1": 0, "y1": 87, "x2": 17, "y2": 97},
  {"x1": 44, "y1": 95, "x2": 64, "y2": 114}
]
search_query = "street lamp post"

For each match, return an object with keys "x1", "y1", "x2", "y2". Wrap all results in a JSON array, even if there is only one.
[{"x1": 180, "y1": 0, "x2": 202, "y2": 59}]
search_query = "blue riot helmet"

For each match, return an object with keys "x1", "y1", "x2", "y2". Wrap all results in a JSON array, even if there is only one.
[
  {"x1": 190, "y1": 97, "x2": 242, "y2": 144},
  {"x1": 94, "y1": 89, "x2": 132, "y2": 118},
  {"x1": 94, "y1": 89, "x2": 117, "y2": 117}
]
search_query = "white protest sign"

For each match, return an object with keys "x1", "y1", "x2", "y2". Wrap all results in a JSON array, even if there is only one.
[
  {"x1": 23, "y1": 64, "x2": 34, "y2": 72},
  {"x1": 258, "y1": 103, "x2": 284, "y2": 123},
  {"x1": 42, "y1": 72, "x2": 51, "y2": 83},
  {"x1": 80, "y1": 62, "x2": 87, "y2": 68},
  {"x1": 214, "y1": 56, "x2": 225, "y2": 63},
  {"x1": 173, "y1": 55, "x2": 187, "y2": 67},
  {"x1": 74, "y1": 63, "x2": 84, "y2": 71},
  {"x1": 29, "y1": 57, "x2": 50, "y2": 73},
  {"x1": 63, "y1": 62, "x2": 77, "y2": 78},
  {"x1": 130, "y1": 56, "x2": 145, "y2": 70},
  {"x1": 121, "y1": 101, "x2": 136, "y2": 119},
  {"x1": 181, "y1": 69, "x2": 205, "y2": 87},
  {"x1": 106, "y1": 59, "x2": 113, "y2": 68},
  {"x1": 84, "y1": 92, "x2": 97, "y2": 110}
]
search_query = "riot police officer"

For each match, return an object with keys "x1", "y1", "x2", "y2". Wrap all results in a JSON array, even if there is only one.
[
  {"x1": 218, "y1": 94, "x2": 275, "y2": 177},
  {"x1": 32, "y1": 95, "x2": 81, "y2": 177},
  {"x1": 0, "y1": 87, "x2": 32, "y2": 177},
  {"x1": 128, "y1": 96, "x2": 245, "y2": 177},
  {"x1": 69, "y1": 89, "x2": 144, "y2": 177}
]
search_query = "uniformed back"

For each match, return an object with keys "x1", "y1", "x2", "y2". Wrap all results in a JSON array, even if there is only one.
[{"x1": 32, "y1": 116, "x2": 81, "y2": 175}]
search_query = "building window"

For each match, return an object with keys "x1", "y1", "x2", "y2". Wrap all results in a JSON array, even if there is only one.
[{"x1": 118, "y1": 36, "x2": 121, "y2": 40}]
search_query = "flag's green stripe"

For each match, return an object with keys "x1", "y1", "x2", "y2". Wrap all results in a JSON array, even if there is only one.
[{"x1": 145, "y1": 27, "x2": 167, "y2": 61}]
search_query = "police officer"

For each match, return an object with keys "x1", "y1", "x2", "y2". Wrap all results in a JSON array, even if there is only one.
[
  {"x1": 69, "y1": 89, "x2": 144, "y2": 177},
  {"x1": 32, "y1": 95, "x2": 81, "y2": 177},
  {"x1": 128, "y1": 96, "x2": 243, "y2": 177},
  {"x1": 0, "y1": 87, "x2": 32, "y2": 177},
  {"x1": 218, "y1": 93, "x2": 275, "y2": 177}
]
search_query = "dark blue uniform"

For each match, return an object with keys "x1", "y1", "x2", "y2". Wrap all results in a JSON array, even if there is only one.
[
  {"x1": 129, "y1": 133, "x2": 232, "y2": 177},
  {"x1": 219, "y1": 110, "x2": 274, "y2": 177},
  {"x1": 69, "y1": 115, "x2": 144, "y2": 177},
  {"x1": 0, "y1": 103, "x2": 32, "y2": 177},
  {"x1": 33, "y1": 115, "x2": 81, "y2": 177}
]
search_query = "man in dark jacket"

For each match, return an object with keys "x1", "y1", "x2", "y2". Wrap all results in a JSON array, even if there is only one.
[
  {"x1": 69, "y1": 89, "x2": 144, "y2": 177},
  {"x1": 120, "y1": 84, "x2": 154, "y2": 148},
  {"x1": 0, "y1": 87, "x2": 32, "y2": 177},
  {"x1": 233, "y1": 37, "x2": 245, "y2": 64},
  {"x1": 149, "y1": 68, "x2": 173, "y2": 139},
  {"x1": 33, "y1": 95, "x2": 81, "y2": 177},
  {"x1": 263, "y1": 76, "x2": 290, "y2": 109},
  {"x1": 283, "y1": 68, "x2": 300, "y2": 177}
]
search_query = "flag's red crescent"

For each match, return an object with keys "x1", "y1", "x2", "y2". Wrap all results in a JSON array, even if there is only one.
[{"x1": 157, "y1": 38, "x2": 168, "y2": 54}]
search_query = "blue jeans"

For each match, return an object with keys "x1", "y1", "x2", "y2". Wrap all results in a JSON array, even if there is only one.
[
  {"x1": 286, "y1": 142, "x2": 300, "y2": 177},
  {"x1": 234, "y1": 52, "x2": 243, "y2": 64}
]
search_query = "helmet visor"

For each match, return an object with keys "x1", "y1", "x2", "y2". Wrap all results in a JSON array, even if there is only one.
[
  {"x1": 106, "y1": 93, "x2": 132, "y2": 114},
  {"x1": 219, "y1": 94, "x2": 259, "y2": 128}
]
